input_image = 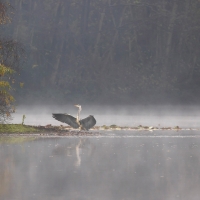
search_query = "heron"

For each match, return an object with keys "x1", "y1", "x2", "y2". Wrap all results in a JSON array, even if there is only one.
[{"x1": 52, "y1": 104, "x2": 96, "y2": 131}]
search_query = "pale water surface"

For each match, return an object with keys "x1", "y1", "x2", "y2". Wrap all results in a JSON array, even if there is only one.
[{"x1": 0, "y1": 130, "x2": 200, "y2": 200}]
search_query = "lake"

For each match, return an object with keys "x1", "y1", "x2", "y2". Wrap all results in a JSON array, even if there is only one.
[{"x1": 0, "y1": 130, "x2": 200, "y2": 200}]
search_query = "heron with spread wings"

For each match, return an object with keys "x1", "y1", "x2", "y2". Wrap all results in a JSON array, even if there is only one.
[{"x1": 52, "y1": 104, "x2": 96, "y2": 130}]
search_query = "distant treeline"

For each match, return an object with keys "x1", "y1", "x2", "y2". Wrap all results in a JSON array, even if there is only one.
[{"x1": 2, "y1": 0, "x2": 200, "y2": 104}]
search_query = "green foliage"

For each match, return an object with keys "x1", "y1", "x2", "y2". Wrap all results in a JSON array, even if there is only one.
[
  {"x1": 0, "y1": 2, "x2": 12, "y2": 24},
  {"x1": 0, "y1": 124, "x2": 39, "y2": 133},
  {"x1": 0, "y1": 2, "x2": 23, "y2": 122},
  {"x1": 110, "y1": 124, "x2": 118, "y2": 128},
  {"x1": 22, "y1": 114, "x2": 26, "y2": 125},
  {"x1": 0, "y1": 64, "x2": 14, "y2": 76},
  {"x1": 0, "y1": 64, "x2": 15, "y2": 122}
]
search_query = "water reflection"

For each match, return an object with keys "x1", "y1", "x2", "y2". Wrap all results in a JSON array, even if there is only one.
[{"x1": 0, "y1": 133, "x2": 200, "y2": 200}]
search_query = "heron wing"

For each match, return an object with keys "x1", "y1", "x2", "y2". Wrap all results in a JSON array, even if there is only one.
[
  {"x1": 80, "y1": 115, "x2": 96, "y2": 130},
  {"x1": 52, "y1": 113, "x2": 79, "y2": 128}
]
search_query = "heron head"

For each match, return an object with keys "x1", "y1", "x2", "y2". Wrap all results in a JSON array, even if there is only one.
[{"x1": 74, "y1": 104, "x2": 82, "y2": 110}]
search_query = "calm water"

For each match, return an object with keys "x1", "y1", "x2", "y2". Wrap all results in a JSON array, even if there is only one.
[{"x1": 0, "y1": 131, "x2": 200, "y2": 200}]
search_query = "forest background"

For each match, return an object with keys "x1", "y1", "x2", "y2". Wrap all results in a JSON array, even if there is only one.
[{"x1": 1, "y1": 0, "x2": 200, "y2": 106}]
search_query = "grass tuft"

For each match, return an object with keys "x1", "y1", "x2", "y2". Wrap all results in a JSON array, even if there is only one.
[{"x1": 0, "y1": 124, "x2": 39, "y2": 133}]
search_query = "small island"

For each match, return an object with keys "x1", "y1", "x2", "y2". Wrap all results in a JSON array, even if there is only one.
[{"x1": 0, "y1": 123, "x2": 191, "y2": 137}]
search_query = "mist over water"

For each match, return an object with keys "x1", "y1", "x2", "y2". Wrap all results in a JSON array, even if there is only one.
[
  {"x1": 0, "y1": 135, "x2": 200, "y2": 200},
  {"x1": 1, "y1": 0, "x2": 200, "y2": 199},
  {"x1": 11, "y1": 105, "x2": 200, "y2": 128},
  {"x1": 3, "y1": 105, "x2": 200, "y2": 199}
]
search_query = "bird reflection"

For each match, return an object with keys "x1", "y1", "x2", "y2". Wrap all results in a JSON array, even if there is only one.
[
  {"x1": 75, "y1": 139, "x2": 82, "y2": 167},
  {"x1": 52, "y1": 139, "x2": 95, "y2": 168}
]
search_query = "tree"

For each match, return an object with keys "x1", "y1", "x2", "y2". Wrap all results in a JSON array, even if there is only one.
[
  {"x1": 0, "y1": 1, "x2": 11, "y2": 24},
  {"x1": 0, "y1": 1, "x2": 24, "y2": 123},
  {"x1": 5, "y1": 0, "x2": 200, "y2": 104},
  {"x1": 0, "y1": 64, "x2": 15, "y2": 122}
]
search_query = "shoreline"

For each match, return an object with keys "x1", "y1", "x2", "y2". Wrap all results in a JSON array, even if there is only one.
[{"x1": 0, "y1": 124, "x2": 200, "y2": 137}]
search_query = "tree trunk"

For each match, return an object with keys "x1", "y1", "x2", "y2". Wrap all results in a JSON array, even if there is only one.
[
  {"x1": 81, "y1": 0, "x2": 90, "y2": 34},
  {"x1": 165, "y1": 0, "x2": 177, "y2": 68},
  {"x1": 105, "y1": 5, "x2": 126, "y2": 66},
  {"x1": 50, "y1": 42, "x2": 64, "y2": 85},
  {"x1": 93, "y1": 8, "x2": 105, "y2": 60}
]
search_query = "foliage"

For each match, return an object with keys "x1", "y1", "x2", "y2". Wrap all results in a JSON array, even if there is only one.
[
  {"x1": 0, "y1": 1, "x2": 12, "y2": 24},
  {"x1": 0, "y1": 39, "x2": 24, "y2": 72},
  {"x1": 0, "y1": 64, "x2": 15, "y2": 123},
  {"x1": 0, "y1": 2, "x2": 23, "y2": 123},
  {"x1": 4, "y1": 0, "x2": 200, "y2": 104},
  {"x1": 21, "y1": 114, "x2": 26, "y2": 125},
  {"x1": 0, "y1": 124, "x2": 39, "y2": 133}
]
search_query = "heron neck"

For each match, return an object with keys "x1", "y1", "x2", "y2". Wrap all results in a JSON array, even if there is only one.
[{"x1": 77, "y1": 108, "x2": 81, "y2": 121}]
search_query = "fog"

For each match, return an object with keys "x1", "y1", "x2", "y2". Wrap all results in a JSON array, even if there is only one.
[
  {"x1": 11, "y1": 105, "x2": 200, "y2": 128},
  {"x1": 1, "y1": 135, "x2": 200, "y2": 200},
  {"x1": 1, "y1": 1, "x2": 200, "y2": 199},
  {"x1": 2, "y1": 0, "x2": 200, "y2": 105}
]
